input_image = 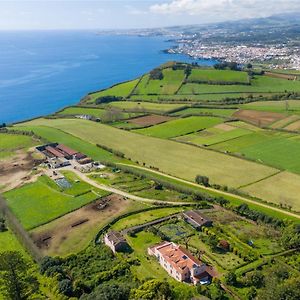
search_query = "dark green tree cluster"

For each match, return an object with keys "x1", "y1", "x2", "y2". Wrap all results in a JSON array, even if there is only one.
[
  {"x1": 95, "y1": 95, "x2": 122, "y2": 104},
  {"x1": 0, "y1": 217, "x2": 7, "y2": 232},
  {"x1": 0, "y1": 251, "x2": 41, "y2": 300},
  {"x1": 214, "y1": 61, "x2": 240, "y2": 71},
  {"x1": 280, "y1": 224, "x2": 300, "y2": 249},
  {"x1": 234, "y1": 204, "x2": 283, "y2": 227},
  {"x1": 149, "y1": 68, "x2": 163, "y2": 80}
]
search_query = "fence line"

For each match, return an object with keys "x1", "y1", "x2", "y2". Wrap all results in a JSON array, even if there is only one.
[{"x1": 0, "y1": 195, "x2": 43, "y2": 263}]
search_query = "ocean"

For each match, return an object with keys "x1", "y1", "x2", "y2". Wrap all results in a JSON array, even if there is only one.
[{"x1": 0, "y1": 31, "x2": 216, "y2": 123}]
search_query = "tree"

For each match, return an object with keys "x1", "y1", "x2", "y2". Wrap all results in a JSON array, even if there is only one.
[
  {"x1": 247, "y1": 286, "x2": 257, "y2": 300},
  {"x1": 195, "y1": 175, "x2": 210, "y2": 187},
  {"x1": 246, "y1": 63, "x2": 253, "y2": 69},
  {"x1": 130, "y1": 279, "x2": 174, "y2": 300},
  {"x1": 280, "y1": 224, "x2": 300, "y2": 249},
  {"x1": 0, "y1": 218, "x2": 7, "y2": 232},
  {"x1": 0, "y1": 251, "x2": 39, "y2": 300},
  {"x1": 225, "y1": 271, "x2": 237, "y2": 285},
  {"x1": 149, "y1": 68, "x2": 163, "y2": 80},
  {"x1": 207, "y1": 235, "x2": 218, "y2": 251},
  {"x1": 58, "y1": 279, "x2": 73, "y2": 297}
]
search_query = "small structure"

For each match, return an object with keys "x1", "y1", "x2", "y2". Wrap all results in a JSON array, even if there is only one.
[
  {"x1": 182, "y1": 210, "x2": 213, "y2": 230},
  {"x1": 104, "y1": 231, "x2": 129, "y2": 254},
  {"x1": 218, "y1": 240, "x2": 230, "y2": 251},
  {"x1": 148, "y1": 241, "x2": 212, "y2": 285},
  {"x1": 48, "y1": 157, "x2": 71, "y2": 169}
]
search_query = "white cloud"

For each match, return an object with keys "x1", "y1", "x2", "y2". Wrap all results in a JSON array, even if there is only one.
[{"x1": 150, "y1": 0, "x2": 300, "y2": 19}]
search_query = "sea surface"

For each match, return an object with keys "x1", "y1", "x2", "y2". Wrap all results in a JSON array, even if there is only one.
[{"x1": 0, "y1": 31, "x2": 216, "y2": 123}]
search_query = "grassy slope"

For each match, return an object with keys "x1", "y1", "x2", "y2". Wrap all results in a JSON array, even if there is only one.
[
  {"x1": 17, "y1": 118, "x2": 278, "y2": 188},
  {"x1": 4, "y1": 175, "x2": 109, "y2": 229},
  {"x1": 106, "y1": 101, "x2": 186, "y2": 112},
  {"x1": 86, "y1": 79, "x2": 139, "y2": 103},
  {"x1": 179, "y1": 76, "x2": 300, "y2": 94},
  {"x1": 241, "y1": 100, "x2": 300, "y2": 114},
  {"x1": 134, "y1": 116, "x2": 223, "y2": 138}
]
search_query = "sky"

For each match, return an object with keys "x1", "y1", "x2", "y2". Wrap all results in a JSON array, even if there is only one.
[{"x1": 0, "y1": 0, "x2": 300, "y2": 30}]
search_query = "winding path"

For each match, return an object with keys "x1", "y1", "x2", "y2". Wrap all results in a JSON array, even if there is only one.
[{"x1": 117, "y1": 163, "x2": 300, "y2": 220}]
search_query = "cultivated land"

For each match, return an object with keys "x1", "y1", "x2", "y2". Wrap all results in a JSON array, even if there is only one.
[
  {"x1": 171, "y1": 107, "x2": 237, "y2": 117},
  {"x1": 18, "y1": 118, "x2": 278, "y2": 188},
  {"x1": 134, "y1": 116, "x2": 224, "y2": 138},
  {"x1": 241, "y1": 100, "x2": 300, "y2": 114}
]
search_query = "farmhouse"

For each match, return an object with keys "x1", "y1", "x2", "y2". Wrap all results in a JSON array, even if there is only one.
[
  {"x1": 148, "y1": 241, "x2": 212, "y2": 285},
  {"x1": 104, "y1": 231, "x2": 129, "y2": 254},
  {"x1": 182, "y1": 210, "x2": 213, "y2": 230},
  {"x1": 48, "y1": 157, "x2": 71, "y2": 169}
]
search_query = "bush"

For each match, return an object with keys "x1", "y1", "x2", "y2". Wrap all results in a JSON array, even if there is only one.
[{"x1": 95, "y1": 96, "x2": 122, "y2": 105}]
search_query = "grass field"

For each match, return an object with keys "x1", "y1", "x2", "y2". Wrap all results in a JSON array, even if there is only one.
[
  {"x1": 134, "y1": 116, "x2": 224, "y2": 138},
  {"x1": 187, "y1": 69, "x2": 250, "y2": 84},
  {"x1": 210, "y1": 131, "x2": 300, "y2": 174},
  {"x1": 171, "y1": 107, "x2": 237, "y2": 117},
  {"x1": 242, "y1": 171, "x2": 300, "y2": 212},
  {"x1": 86, "y1": 79, "x2": 139, "y2": 103},
  {"x1": 241, "y1": 100, "x2": 300, "y2": 114},
  {"x1": 18, "y1": 118, "x2": 279, "y2": 188},
  {"x1": 4, "y1": 175, "x2": 109, "y2": 229},
  {"x1": 0, "y1": 230, "x2": 27, "y2": 254},
  {"x1": 57, "y1": 106, "x2": 141, "y2": 120},
  {"x1": 178, "y1": 76, "x2": 300, "y2": 95},
  {"x1": 176, "y1": 125, "x2": 252, "y2": 146},
  {"x1": 106, "y1": 101, "x2": 186, "y2": 112},
  {"x1": 0, "y1": 133, "x2": 37, "y2": 159},
  {"x1": 134, "y1": 68, "x2": 185, "y2": 95}
]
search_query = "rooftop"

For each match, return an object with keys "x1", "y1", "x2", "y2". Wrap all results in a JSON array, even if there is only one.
[
  {"x1": 183, "y1": 210, "x2": 212, "y2": 227},
  {"x1": 105, "y1": 230, "x2": 126, "y2": 246}
]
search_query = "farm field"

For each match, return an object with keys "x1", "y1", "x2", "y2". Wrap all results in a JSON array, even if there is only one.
[
  {"x1": 134, "y1": 116, "x2": 224, "y2": 138},
  {"x1": 171, "y1": 107, "x2": 237, "y2": 117},
  {"x1": 178, "y1": 76, "x2": 300, "y2": 94},
  {"x1": 18, "y1": 118, "x2": 279, "y2": 188},
  {"x1": 57, "y1": 106, "x2": 141, "y2": 120},
  {"x1": 187, "y1": 69, "x2": 249, "y2": 84},
  {"x1": 4, "y1": 174, "x2": 110, "y2": 229},
  {"x1": 133, "y1": 68, "x2": 185, "y2": 95},
  {"x1": 241, "y1": 100, "x2": 300, "y2": 114},
  {"x1": 111, "y1": 206, "x2": 188, "y2": 231},
  {"x1": 85, "y1": 78, "x2": 139, "y2": 103},
  {"x1": 127, "y1": 114, "x2": 173, "y2": 126},
  {"x1": 233, "y1": 109, "x2": 285, "y2": 126},
  {"x1": 30, "y1": 197, "x2": 148, "y2": 256},
  {"x1": 210, "y1": 131, "x2": 300, "y2": 174},
  {"x1": 106, "y1": 101, "x2": 186, "y2": 112},
  {"x1": 285, "y1": 119, "x2": 300, "y2": 131},
  {"x1": 176, "y1": 125, "x2": 252, "y2": 146},
  {"x1": 0, "y1": 229, "x2": 27, "y2": 255},
  {"x1": 0, "y1": 133, "x2": 37, "y2": 159},
  {"x1": 270, "y1": 115, "x2": 300, "y2": 129},
  {"x1": 241, "y1": 171, "x2": 300, "y2": 212}
]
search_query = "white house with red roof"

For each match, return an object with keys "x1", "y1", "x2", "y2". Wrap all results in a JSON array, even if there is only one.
[{"x1": 148, "y1": 241, "x2": 212, "y2": 285}]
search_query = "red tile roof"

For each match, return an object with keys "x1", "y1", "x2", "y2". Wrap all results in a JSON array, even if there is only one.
[
  {"x1": 45, "y1": 146, "x2": 65, "y2": 158},
  {"x1": 56, "y1": 144, "x2": 78, "y2": 156}
]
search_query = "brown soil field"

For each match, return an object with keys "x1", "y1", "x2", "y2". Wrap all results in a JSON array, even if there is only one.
[
  {"x1": 233, "y1": 109, "x2": 285, "y2": 126},
  {"x1": 0, "y1": 151, "x2": 43, "y2": 192},
  {"x1": 30, "y1": 194, "x2": 132, "y2": 256},
  {"x1": 128, "y1": 114, "x2": 174, "y2": 126},
  {"x1": 270, "y1": 115, "x2": 300, "y2": 129},
  {"x1": 214, "y1": 123, "x2": 235, "y2": 131}
]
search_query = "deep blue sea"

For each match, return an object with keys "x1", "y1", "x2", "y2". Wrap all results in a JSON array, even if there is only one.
[{"x1": 0, "y1": 31, "x2": 216, "y2": 123}]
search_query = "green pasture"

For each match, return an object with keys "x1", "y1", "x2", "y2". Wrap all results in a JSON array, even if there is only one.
[
  {"x1": 210, "y1": 131, "x2": 300, "y2": 174},
  {"x1": 134, "y1": 68, "x2": 185, "y2": 95},
  {"x1": 134, "y1": 116, "x2": 224, "y2": 138},
  {"x1": 86, "y1": 79, "x2": 139, "y2": 103},
  {"x1": 17, "y1": 118, "x2": 278, "y2": 188},
  {"x1": 4, "y1": 175, "x2": 109, "y2": 229},
  {"x1": 106, "y1": 101, "x2": 186, "y2": 112},
  {"x1": 171, "y1": 107, "x2": 237, "y2": 117},
  {"x1": 0, "y1": 230, "x2": 27, "y2": 254},
  {"x1": 187, "y1": 69, "x2": 249, "y2": 84},
  {"x1": 177, "y1": 126, "x2": 252, "y2": 146},
  {"x1": 0, "y1": 133, "x2": 37, "y2": 159}
]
